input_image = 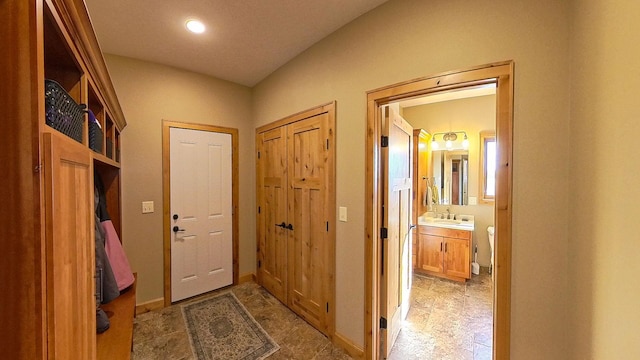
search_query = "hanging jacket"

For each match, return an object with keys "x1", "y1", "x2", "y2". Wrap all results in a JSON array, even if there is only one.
[{"x1": 95, "y1": 189, "x2": 120, "y2": 304}]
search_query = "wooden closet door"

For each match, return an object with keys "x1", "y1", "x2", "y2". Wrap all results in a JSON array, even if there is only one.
[
  {"x1": 42, "y1": 132, "x2": 95, "y2": 359},
  {"x1": 257, "y1": 127, "x2": 288, "y2": 303},
  {"x1": 287, "y1": 113, "x2": 331, "y2": 334}
]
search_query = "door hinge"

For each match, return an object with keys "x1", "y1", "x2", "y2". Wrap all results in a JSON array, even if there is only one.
[
  {"x1": 381, "y1": 136, "x2": 389, "y2": 148},
  {"x1": 258, "y1": 260, "x2": 261, "y2": 268},
  {"x1": 257, "y1": 151, "x2": 261, "y2": 159},
  {"x1": 258, "y1": 206, "x2": 261, "y2": 214},
  {"x1": 326, "y1": 221, "x2": 329, "y2": 232},
  {"x1": 380, "y1": 227, "x2": 388, "y2": 239},
  {"x1": 326, "y1": 139, "x2": 329, "y2": 150},
  {"x1": 326, "y1": 302, "x2": 329, "y2": 313},
  {"x1": 380, "y1": 317, "x2": 387, "y2": 329}
]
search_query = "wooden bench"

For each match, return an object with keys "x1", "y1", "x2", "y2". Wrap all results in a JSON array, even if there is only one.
[{"x1": 97, "y1": 276, "x2": 137, "y2": 359}]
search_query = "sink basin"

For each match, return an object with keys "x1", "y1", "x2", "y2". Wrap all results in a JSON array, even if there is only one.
[
  {"x1": 418, "y1": 213, "x2": 475, "y2": 230},
  {"x1": 434, "y1": 219, "x2": 461, "y2": 225}
]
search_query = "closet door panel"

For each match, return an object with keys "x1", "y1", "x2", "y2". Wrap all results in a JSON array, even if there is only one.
[
  {"x1": 43, "y1": 132, "x2": 95, "y2": 360},
  {"x1": 287, "y1": 115, "x2": 329, "y2": 333},
  {"x1": 257, "y1": 127, "x2": 288, "y2": 303}
]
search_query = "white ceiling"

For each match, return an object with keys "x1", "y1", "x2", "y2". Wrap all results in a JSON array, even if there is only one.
[
  {"x1": 84, "y1": 0, "x2": 390, "y2": 87},
  {"x1": 398, "y1": 84, "x2": 497, "y2": 109}
]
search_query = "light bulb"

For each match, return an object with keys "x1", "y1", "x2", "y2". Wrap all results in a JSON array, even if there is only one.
[
  {"x1": 186, "y1": 20, "x2": 205, "y2": 34},
  {"x1": 431, "y1": 140, "x2": 439, "y2": 150},
  {"x1": 446, "y1": 140, "x2": 452, "y2": 149},
  {"x1": 462, "y1": 138, "x2": 469, "y2": 149}
]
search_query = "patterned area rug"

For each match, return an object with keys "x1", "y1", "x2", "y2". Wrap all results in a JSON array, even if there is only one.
[{"x1": 182, "y1": 292, "x2": 279, "y2": 360}]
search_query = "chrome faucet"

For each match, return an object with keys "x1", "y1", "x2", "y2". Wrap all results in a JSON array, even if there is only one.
[{"x1": 446, "y1": 207, "x2": 451, "y2": 219}]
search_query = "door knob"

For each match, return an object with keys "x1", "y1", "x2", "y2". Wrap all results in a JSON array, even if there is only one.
[
  {"x1": 173, "y1": 214, "x2": 179, "y2": 220},
  {"x1": 286, "y1": 223, "x2": 294, "y2": 230},
  {"x1": 275, "y1": 222, "x2": 286, "y2": 228},
  {"x1": 173, "y1": 226, "x2": 185, "y2": 233}
]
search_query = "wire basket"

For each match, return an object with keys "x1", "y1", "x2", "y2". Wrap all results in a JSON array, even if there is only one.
[
  {"x1": 44, "y1": 79, "x2": 85, "y2": 143},
  {"x1": 87, "y1": 109, "x2": 103, "y2": 153},
  {"x1": 106, "y1": 138, "x2": 113, "y2": 159}
]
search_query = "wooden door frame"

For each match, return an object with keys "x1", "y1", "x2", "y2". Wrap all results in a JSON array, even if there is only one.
[
  {"x1": 365, "y1": 61, "x2": 514, "y2": 359},
  {"x1": 162, "y1": 120, "x2": 239, "y2": 306},
  {"x1": 255, "y1": 101, "x2": 336, "y2": 338}
]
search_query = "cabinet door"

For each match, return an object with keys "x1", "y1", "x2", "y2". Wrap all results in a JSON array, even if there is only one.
[
  {"x1": 257, "y1": 127, "x2": 288, "y2": 304},
  {"x1": 443, "y1": 237, "x2": 470, "y2": 279},
  {"x1": 419, "y1": 234, "x2": 443, "y2": 273},
  {"x1": 43, "y1": 132, "x2": 95, "y2": 359},
  {"x1": 287, "y1": 113, "x2": 331, "y2": 334}
]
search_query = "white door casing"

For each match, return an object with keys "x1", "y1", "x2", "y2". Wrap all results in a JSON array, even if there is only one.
[{"x1": 170, "y1": 127, "x2": 233, "y2": 302}]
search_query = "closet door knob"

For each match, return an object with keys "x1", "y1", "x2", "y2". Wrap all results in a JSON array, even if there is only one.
[
  {"x1": 173, "y1": 214, "x2": 179, "y2": 220},
  {"x1": 276, "y1": 222, "x2": 286, "y2": 228},
  {"x1": 286, "y1": 223, "x2": 294, "y2": 230},
  {"x1": 173, "y1": 226, "x2": 185, "y2": 233}
]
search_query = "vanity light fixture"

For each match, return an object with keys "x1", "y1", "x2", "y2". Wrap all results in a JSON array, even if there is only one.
[
  {"x1": 185, "y1": 19, "x2": 206, "y2": 34},
  {"x1": 431, "y1": 131, "x2": 469, "y2": 150},
  {"x1": 443, "y1": 132, "x2": 457, "y2": 149}
]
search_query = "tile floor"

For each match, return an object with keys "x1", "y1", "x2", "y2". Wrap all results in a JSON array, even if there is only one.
[
  {"x1": 388, "y1": 269, "x2": 494, "y2": 360},
  {"x1": 131, "y1": 270, "x2": 492, "y2": 360},
  {"x1": 131, "y1": 281, "x2": 352, "y2": 360}
]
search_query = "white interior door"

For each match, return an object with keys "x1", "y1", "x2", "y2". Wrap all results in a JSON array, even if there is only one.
[
  {"x1": 380, "y1": 106, "x2": 413, "y2": 358},
  {"x1": 170, "y1": 127, "x2": 233, "y2": 302}
]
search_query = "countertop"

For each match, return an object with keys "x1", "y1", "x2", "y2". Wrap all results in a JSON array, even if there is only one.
[{"x1": 418, "y1": 213, "x2": 475, "y2": 231}]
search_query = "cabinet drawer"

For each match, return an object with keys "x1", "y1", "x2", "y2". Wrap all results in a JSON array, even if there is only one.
[{"x1": 420, "y1": 225, "x2": 471, "y2": 240}]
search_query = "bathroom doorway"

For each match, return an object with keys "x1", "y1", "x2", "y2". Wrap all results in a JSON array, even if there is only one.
[
  {"x1": 388, "y1": 85, "x2": 497, "y2": 359},
  {"x1": 365, "y1": 62, "x2": 513, "y2": 360}
]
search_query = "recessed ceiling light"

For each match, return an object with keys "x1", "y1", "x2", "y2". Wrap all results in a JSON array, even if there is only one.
[{"x1": 185, "y1": 19, "x2": 205, "y2": 34}]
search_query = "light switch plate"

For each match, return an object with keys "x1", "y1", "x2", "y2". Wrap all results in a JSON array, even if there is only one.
[
  {"x1": 339, "y1": 206, "x2": 347, "y2": 222},
  {"x1": 142, "y1": 201, "x2": 154, "y2": 214},
  {"x1": 468, "y1": 197, "x2": 477, "y2": 205}
]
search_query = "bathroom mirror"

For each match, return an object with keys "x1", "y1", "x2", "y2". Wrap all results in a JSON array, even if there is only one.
[{"x1": 432, "y1": 150, "x2": 469, "y2": 205}]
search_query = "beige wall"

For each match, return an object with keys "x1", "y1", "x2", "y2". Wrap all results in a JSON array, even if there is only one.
[
  {"x1": 569, "y1": 0, "x2": 640, "y2": 358},
  {"x1": 103, "y1": 0, "x2": 640, "y2": 357},
  {"x1": 252, "y1": 0, "x2": 571, "y2": 356},
  {"x1": 103, "y1": 55, "x2": 255, "y2": 305},
  {"x1": 402, "y1": 95, "x2": 496, "y2": 266}
]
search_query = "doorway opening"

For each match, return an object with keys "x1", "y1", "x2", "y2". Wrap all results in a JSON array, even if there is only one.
[{"x1": 365, "y1": 62, "x2": 513, "y2": 359}]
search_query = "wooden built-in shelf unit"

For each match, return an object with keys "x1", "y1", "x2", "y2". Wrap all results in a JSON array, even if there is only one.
[{"x1": 2, "y1": 0, "x2": 131, "y2": 358}]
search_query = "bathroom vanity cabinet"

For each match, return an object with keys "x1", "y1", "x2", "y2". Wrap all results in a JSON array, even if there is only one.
[{"x1": 417, "y1": 225, "x2": 472, "y2": 282}]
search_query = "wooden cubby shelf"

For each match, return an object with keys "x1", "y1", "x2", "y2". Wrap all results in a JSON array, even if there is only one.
[
  {"x1": 97, "y1": 275, "x2": 137, "y2": 360},
  {"x1": 2, "y1": 0, "x2": 130, "y2": 358}
]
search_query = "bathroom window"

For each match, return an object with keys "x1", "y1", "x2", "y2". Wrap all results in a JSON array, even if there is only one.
[{"x1": 480, "y1": 131, "x2": 496, "y2": 202}]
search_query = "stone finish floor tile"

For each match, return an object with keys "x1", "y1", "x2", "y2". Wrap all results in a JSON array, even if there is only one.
[
  {"x1": 132, "y1": 282, "x2": 351, "y2": 360},
  {"x1": 390, "y1": 269, "x2": 494, "y2": 360},
  {"x1": 133, "y1": 329, "x2": 194, "y2": 360},
  {"x1": 132, "y1": 271, "x2": 492, "y2": 359}
]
